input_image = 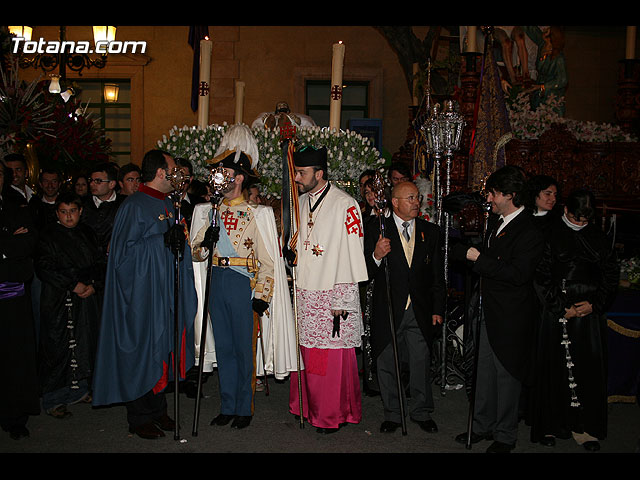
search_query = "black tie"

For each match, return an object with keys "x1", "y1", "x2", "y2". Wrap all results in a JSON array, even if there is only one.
[{"x1": 488, "y1": 218, "x2": 503, "y2": 246}]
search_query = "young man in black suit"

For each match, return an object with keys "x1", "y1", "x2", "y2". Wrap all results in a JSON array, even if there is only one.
[
  {"x1": 365, "y1": 180, "x2": 445, "y2": 434},
  {"x1": 453, "y1": 165, "x2": 544, "y2": 453}
]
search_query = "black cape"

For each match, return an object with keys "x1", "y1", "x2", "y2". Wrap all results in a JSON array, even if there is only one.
[
  {"x1": 529, "y1": 217, "x2": 619, "y2": 441},
  {"x1": 35, "y1": 222, "x2": 105, "y2": 395},
  {"x1": 0, "y1": 192, "x2": 40, "y2": 420}
]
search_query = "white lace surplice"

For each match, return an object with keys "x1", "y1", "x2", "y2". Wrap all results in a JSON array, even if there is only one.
[{"x1": 297, "y1": 283, "x2": 363, "y2": 349}]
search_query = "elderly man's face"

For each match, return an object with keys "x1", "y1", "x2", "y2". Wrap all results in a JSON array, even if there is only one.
[{"x1": 392, "y1": 182, "x2": 421, "y2": 221}]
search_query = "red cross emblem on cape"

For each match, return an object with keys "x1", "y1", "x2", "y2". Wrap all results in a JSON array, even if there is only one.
[
  {"x1": 345, "y1": 206, "x2": 363, "y2": 237},
  {"x1": 221, "y1": 209, "x2": 238, "y2": 236}
]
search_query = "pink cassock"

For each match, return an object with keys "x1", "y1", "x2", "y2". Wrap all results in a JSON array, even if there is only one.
[{"x1": 289, "y1": 345, "x2": 362, "y2": 429}]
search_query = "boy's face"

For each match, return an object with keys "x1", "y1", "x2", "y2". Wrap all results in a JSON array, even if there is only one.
[{"x1": 56, "y1": 202, "x2": 82, "y2": 229}]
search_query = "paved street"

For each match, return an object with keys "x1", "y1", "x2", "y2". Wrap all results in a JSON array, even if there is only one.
[{"x1": 2, "y1": 367, "x2": 638, "y2": 455}]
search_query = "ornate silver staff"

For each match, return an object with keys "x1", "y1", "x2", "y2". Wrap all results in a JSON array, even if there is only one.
[
  {"x1": 166, "y1": 165, "x2": 191, "y2": 441},
  {"x1": 421, "y1": 101, "x2": 465, "y2": 396},
  {"x1": 191, "y1": 165, "x2": 235, "y2": 436},
  {"x1": 372, "y1": 170, "x2": 407, "y2": 436}
]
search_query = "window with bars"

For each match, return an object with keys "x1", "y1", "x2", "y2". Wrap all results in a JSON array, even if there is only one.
[
  {"x1": 305, "y1": 80, "x2": 369, "y2": 130},
  {"x1": 75, "y1": 79, "x2": 132, "y2": 165}
]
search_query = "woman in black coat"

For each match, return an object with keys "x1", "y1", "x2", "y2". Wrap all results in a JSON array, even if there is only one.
[
  {"x1": 36, "y1": 192, "x2": 106, "y2": 418},
  {"x1": 530, "y1": 189, "x2": 619, "y2": 451}
]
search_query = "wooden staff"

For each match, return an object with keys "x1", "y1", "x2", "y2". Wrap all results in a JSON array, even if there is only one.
[
  {"x1": 191, "y1": 166, "x2": 234, "y2": 436},
  {"x1": 371, "y1": 171, "x2": 407, "y2": 436}
]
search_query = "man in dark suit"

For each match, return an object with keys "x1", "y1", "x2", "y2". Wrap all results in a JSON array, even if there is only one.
[
  {"x1": 453, "y1": 165, "x2": 544, "y2": 453},
  {"x1": 365, "y1": 180, "x2": 445, "y2": 434},
  {"x1": 81, "y1": 162, "x2": 125, "y2": 257}
]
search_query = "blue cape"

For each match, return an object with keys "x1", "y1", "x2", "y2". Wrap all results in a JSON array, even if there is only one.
[{"x1": 92, "y1": 188, "x2": 197, "y2": 406}]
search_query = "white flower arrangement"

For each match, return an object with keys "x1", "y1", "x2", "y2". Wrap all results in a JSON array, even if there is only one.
[
  {"x1": 620, "y1": 256, "x2": 640, "y2": 285},
  {"x1": 158, "y1": 123, "x2": 385, "y2": 199},
  {"x1": 507, "y1": 93, "x2": 637, "y2": 143}
]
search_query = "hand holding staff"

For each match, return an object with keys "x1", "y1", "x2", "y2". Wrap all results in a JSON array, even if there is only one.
[
  {"x1": 371, "y1": 171, "x2": 407, "y2": 436},
  {"x1": 192, "y1": 166, "x2": 234, "y2": 436},
  {"x1": 166, "y1": 166, "x2": 191, "y2": 441}
]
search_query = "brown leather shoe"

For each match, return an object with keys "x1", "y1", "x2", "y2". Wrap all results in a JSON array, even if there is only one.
[
  {"x1": 129, "y1": 422, "x2": 165, "y2": 439},
  {"x1": 152, "y1": 414, "x2": 176, "y2": 431}
]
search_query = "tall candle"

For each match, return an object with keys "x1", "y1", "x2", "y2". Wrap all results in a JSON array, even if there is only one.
[
  {"x1": 467, "y1": 26, "x2": 477, "y2": 53},
  {"x1": 198, "y1": 38, "x2": 213, "y2": 129},
  {"x1": 626, "y1": 26, "x2": 636, "y2": 60},
  {"x1": 234, "y1": 81, "x2": 245, "y2": 124},
  {"x1": 329, "y1": 41, "x2": 345, "y2": 131}
]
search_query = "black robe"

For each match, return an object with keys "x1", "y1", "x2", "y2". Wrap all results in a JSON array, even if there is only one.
[
  {"x1": 529, "y1": 217, "x2": 619, "y2": 441},
  {"x1": 0, "y1": 193, "x2": 40, "y2": 422},
  {"x1": 35, "y1": 222, "x2": 105, "y2": 395}
]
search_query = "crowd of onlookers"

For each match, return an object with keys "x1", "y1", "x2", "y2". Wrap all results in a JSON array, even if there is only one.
[{"x1": 1, "y1": 154, "x2": 619, "y2": 452}]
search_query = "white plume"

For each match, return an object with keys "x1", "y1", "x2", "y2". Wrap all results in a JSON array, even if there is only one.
[{"x1": 214, "y1": 123, "x2": 259, "y2": 169}]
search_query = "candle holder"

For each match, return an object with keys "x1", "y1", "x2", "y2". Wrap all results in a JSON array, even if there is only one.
[{"x1": 420, "y1": 100, "x2": 466, "y2": 395}]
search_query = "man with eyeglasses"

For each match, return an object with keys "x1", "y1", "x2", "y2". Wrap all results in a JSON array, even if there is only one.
[
  {"x1": 117, "y1": 163, "x2": 142, "y2": 196},
  {"x1": 81, "y1": 162, "x2": 125, "y2": 257},
  {"x1": 365, "y1": 180, "x2": 445, "y2": 435}
]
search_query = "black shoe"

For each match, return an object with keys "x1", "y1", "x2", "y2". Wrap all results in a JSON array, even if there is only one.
[
  {"x1": 583, "y1": 441, "x2": 600, "y2": 452},
  {"x1": 455, "y1": 431, "x2": 492, "y2": 445},
  {"x1": 486, "y1": 440, "x2": 516, "y2": 453},
  {"x1": 412, "y1": 418, "x2": 438, "y2": 433},
  {"x1": 316, "y1": 427, "x2": 340, "y2": 434},
  {"x1": 363, "y1": 386, "x2": 380, "y2": 397},
  {"x1": 152, "y1": 414, "x2": 176, "y2": 431},
  {"x1": 230, "y1": 416, "x2": 252, "y2": 429},
  {"x1": 210, "y1": 413, "x2": 235, "y2": 426},
  {"x1": 129, "y1": 422, "x2": 165, "y2": 439},
  {"x1": 539, "y1": 435, "x2": 556, "y2": 447},
  {"x1": 380, "y1": 421, "x2": 402, "y2": 433},
  {"x1": 181, "y1": 380, "x2": 203, "y2": 399}
]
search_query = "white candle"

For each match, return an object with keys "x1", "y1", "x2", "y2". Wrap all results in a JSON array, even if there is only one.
[
  {"x1": 329, "y1": 41, "x2": 345, "y2": 131},
  {"x1": 467, "y1": 26, "x2": 477, "y2": 53},
  {"x1": 234, "y1": 81, "x2": 245, "y2": 124},
  {"x1": 626, "y1": 26, "x2": 636, "y2": 60},
  {"x1": 198, "y1": 38, "x2": 213, "y2": 129}
]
